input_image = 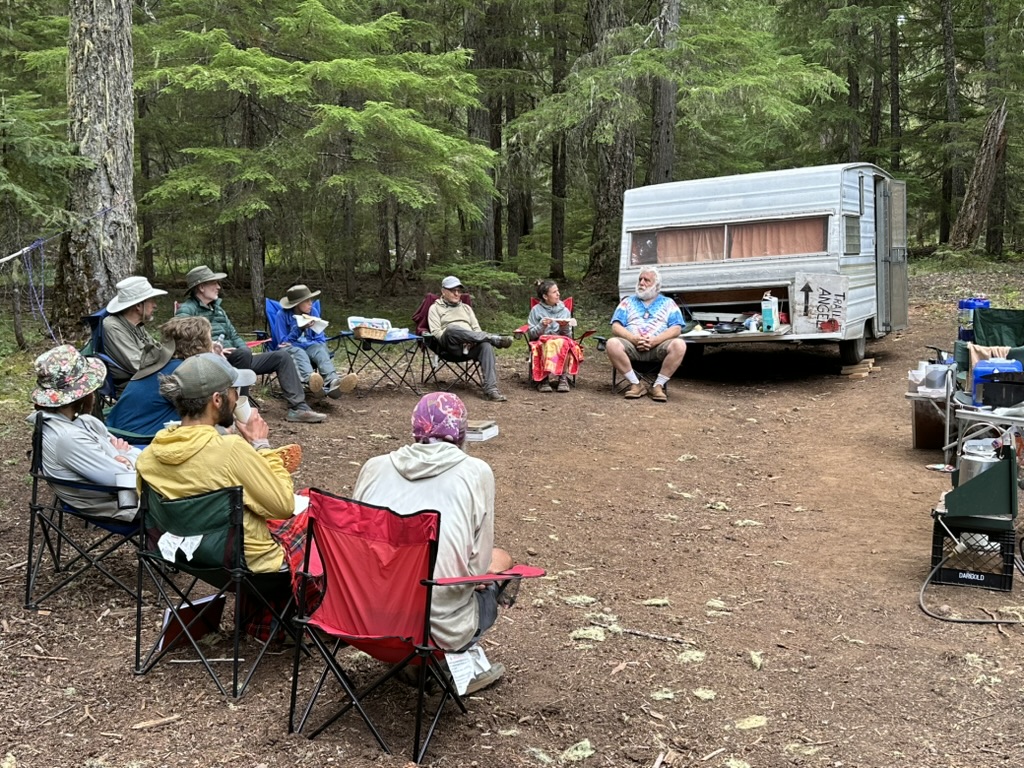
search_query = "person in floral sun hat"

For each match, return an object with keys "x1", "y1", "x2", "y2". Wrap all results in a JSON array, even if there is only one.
[{"x1": 28, "y1": 345, "x2": 142, "y2": 522}]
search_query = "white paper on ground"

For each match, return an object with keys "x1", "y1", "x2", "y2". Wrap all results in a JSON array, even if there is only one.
[
  {"x1": 157, "y1": 532, "x2": 203, "y2": 562},
  {"x1": 445, "y1": 644, "x2": 491, "y2": 696}
]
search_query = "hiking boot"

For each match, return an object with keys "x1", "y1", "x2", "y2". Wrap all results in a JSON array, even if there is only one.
[
  {"x1": 537, "y1": 380, "x2": 553, "y2": 393},
  {"x1": 490, "y1": 335, "x2": 514, "y2": 349},
  {"x1": 483, "y1": 389, "x2": 508, "y2": 402},
  {"x1": 649, "y1": 383, "x2": 668, "y2": 402},
  {"x1": 464, "y1": 662, "x2": 505, "y2": 695},
  {"x1": 286, "y1": 405, "x2": 327, "y2": 423},
  {"x1": 556, "y1": 376, "x2": 571, "y2": 393},
  {"x1": 324, "y1": 372, "x2": 358, "y2": 399},
  {"x1": 306, "y1": 372, "x2": 324, "y2": 394},
  {"x1": 623, "y1": 382, "x2": 647, "y2": 399}
]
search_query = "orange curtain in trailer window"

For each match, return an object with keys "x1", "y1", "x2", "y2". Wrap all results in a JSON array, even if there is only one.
[
  {"x1": 629, "y1": 227, "x2": 725, "y2": 265},
  {"x1": 728, "y1": 217, "x2": 827, "y2": 259}
]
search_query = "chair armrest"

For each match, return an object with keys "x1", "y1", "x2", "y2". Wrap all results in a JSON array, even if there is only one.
[
  {"x1": 594, "y1": 335, "x2": 608, "y2": 352},
  {"x1": 513, "y1": 324, "x2": 529, "y2": 340},
  {"x1": 428, "y1": 564, "x2": 546, "y2": 588}
]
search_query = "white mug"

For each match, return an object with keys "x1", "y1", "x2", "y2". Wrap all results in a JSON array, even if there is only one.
[{"x1": 233, "y1": 395, "x2": 253, "y2": 425}]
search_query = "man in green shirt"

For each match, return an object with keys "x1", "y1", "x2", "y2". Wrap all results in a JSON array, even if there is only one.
[{"x1": 175, "y1": 265, "x2": 326, "y2": 424}]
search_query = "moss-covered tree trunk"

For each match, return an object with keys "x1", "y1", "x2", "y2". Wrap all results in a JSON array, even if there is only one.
[{"x1": 55, "y1": 0, "x2": 136, "y2": 332}]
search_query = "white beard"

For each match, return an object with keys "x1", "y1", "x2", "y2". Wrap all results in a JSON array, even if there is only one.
[{"x1": 636, "y1": 285, "x2": 659, "y2": 302}]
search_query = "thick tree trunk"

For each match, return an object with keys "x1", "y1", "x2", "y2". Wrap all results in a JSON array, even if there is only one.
[
  {"x1": 646, "y1": 0, "x2": 679, "y2": 186},
  {"x1": 846, "y1": 14, "x2": 860, "y2": 161},
  {"x1": 137, "y1": 93, "x2": 155, "y2": 280},
  {"x1": 465, "y1": 3, "x2": 497, "y2": 262},
  {"x1": 949, "y1": 101, "x2": 1008, "y2": 250},
  {"x1": 584, "y1": 0, "x2": 635, "y2": 284},
  {"x1": 245, "y1": 217, "x2": 265, "y2": 324},
  {"x1": 869, "y1": 22, "x2": 883, "y2": 155},
  {"x1": 56, "y1": 0, "x2": 136, "y2": 331}
]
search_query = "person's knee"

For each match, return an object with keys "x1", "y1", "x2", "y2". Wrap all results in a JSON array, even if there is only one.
[
  {"x1": 606, "y1": 337, "x2": 626, "y2": 356},
  {"x1": 489, "y1": 547, "x2": 513, "y2": 573}
]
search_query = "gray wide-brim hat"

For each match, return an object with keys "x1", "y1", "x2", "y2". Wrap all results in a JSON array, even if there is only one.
[
  {"x1": 106, "y1": 276, "x2": 168, "y2": 314},
  {"x1": 185, "y1": 265, "x2": 228, "y2": 293},
  {"x1": 280, "y1": 284, "x2": 322, "y2": 309},
  {"x1": 132, "y1": 337, "x2": 176, "y2": 381}
]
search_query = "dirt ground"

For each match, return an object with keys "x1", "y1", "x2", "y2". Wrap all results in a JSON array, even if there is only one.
[{"x1": 3, "y1": 268, "x2": 1024, "y2": 768}]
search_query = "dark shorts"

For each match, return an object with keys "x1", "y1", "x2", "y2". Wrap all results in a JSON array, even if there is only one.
[{"x1": 475, "y1": 583, "x2": 499, "y2": 636}]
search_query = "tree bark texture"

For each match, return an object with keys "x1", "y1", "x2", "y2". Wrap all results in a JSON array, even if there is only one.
[
  {"x1": 465, "y1": 2, "x2": 497, "y2": 262},
  {"x1": 888, "y1": 19, "x2": 901, "y2": 172},
  {"x1": 585, "y1": 0, "x2": 635, "y2": 283},
  {"x1": 869, "y1": 22, "x2": 882, "y2": 154},
  {"x1": 646, "y1": 0, "x2": 680, "y2": 186},
  {"x1": 548, "y1": 0, "x2": 568, "y2": 280},
  {"x1": 846, "y1": 13, "x2": 860, "y2": 161},
  {"x1": 949, "y1": 101, "x2": 1007, "y2": 250},
  {"x1": 939, "y1": 0, "x2": 962, "y2": 241},
  {"x1": 56, "y1": 0, "x2": 137, "y2": 330}
]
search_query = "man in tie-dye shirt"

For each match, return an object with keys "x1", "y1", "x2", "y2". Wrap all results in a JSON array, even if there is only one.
[{"x1": 606, "y1": 266, "x2": 687, "y2": 402}]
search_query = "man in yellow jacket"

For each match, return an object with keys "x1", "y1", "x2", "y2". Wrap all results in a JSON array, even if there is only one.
[{"x1": 136, "y1": 354, "x2": 296, "y2": 574}]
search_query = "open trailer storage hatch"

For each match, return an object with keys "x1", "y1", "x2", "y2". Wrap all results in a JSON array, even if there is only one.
[{"x1": 619, "y1": 163, "x2": 908, "y2": 365}]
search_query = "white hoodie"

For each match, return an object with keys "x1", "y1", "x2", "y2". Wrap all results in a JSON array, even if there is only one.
[{"x1": 352, "y1": 441, "x2": 495, "y2": 650}]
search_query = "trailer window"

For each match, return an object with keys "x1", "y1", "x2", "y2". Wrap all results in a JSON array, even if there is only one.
[
  {"x1": 844, "y1": 216, "x2": 861, "y2": 255},
  {"x1": 630, "y1": 227, "x2": 724, "y2": 265},
  {"x1": 728, "y1": 217, "x2": 828, "y2": 259}
]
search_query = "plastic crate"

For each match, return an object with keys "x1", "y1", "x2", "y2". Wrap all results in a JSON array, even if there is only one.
[{"x1": 930, "y1": 520, "x2": 1015, "y2": 592}]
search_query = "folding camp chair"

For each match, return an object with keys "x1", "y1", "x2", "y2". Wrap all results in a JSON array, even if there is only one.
[
  {"x1": 288, "y1": 488, "x2": 543, "y2": 763},
  {"x1": 514, "y1": 297, "x2": 595, "y2": 388},
  {"x1": 412, "y1": 293, "x2": 484, "y2": 391},
  {"x1": 25, "y1": 415, "x2": 140, "y2": 609},
  {"x1": 134, "y1": 481, "x2": 302, "y2": 698}
]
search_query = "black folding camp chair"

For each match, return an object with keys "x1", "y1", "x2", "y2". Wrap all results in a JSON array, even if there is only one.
[
  {"x1": 25, "y1": 415, "x2": 140, "y2": 609},
  {"x1": 412, "y1": 293, "x2": 484, "y2": 391},
  {"x1": 134, "y1": 481, "x2": 302, "y2": 698}
]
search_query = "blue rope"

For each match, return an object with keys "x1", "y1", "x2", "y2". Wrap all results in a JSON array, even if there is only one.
[{"x1": 22, "y1": 241, "x2": 59, "y2": 343}]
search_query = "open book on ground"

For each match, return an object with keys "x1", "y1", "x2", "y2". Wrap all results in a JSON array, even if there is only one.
[
  {"x1": 157, "y1": 593, "x2": 226, "y2": 652},
  {"x1": 466, "y1": 420, "x2": 499, "y2": 442}
]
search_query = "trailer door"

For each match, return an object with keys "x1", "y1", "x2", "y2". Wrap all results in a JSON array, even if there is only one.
[{"x1": 875, "y1": 178, "x2": 909, "y2": 333}]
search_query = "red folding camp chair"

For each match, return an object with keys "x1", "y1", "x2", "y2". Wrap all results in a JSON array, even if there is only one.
[
  {"x1": 288, "y1": 488, "x2": 543, "y2": 763},
  {"x1": 514, "y1": 296, "x2": 595, "y2": 388}
]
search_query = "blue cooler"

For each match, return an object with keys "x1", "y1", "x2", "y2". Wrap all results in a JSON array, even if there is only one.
[{"x1": 973, "y1": 358, "x2": 1024, "y2": 405}]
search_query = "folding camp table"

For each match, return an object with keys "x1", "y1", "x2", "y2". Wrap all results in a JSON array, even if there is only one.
[{"x1": 335, "y1": 331, "x2": 424, "y2": 393}]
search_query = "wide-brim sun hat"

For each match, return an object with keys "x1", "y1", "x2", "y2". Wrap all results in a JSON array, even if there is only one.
[
  {"x1": 185, "y1": 265, "x2": 228, "y2": 293},
  {"x1": 280, "y1": 284, "x2": 321, "y2": 309},
  {"x1": 32, "y1": 345, "x2": 108, "y2": 407},
  {"x1": 106, "y1": 276, "x2": 168, "y2": 314},
  {"x1": 132, "y1": 337, "x2": 176, "y2": 381}
]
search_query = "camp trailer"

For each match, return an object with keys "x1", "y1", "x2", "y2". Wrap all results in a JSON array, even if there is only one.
[{"x1": 619, "y1": 163, "x2": 908, "y2": 364}]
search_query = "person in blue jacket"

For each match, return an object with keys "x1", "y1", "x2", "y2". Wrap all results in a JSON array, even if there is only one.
[{"x1": 278, "y1": 284, "x2": 357, "y2": 399}]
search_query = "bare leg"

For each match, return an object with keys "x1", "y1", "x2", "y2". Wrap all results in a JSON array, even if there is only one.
[
  {"x1": 658, "y1": 338, "x2": 687, "y2": 378},
  {"x1": 605, "y1": 337, "x2": 635, "y2": 375}
]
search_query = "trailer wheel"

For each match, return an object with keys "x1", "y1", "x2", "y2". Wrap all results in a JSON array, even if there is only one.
[{"x1": 839, "y1": 336, "x2": 866, "y2": 365}]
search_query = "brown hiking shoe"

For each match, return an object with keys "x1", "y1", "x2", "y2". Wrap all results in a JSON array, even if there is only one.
[
  {"x1": 649, "y1": 383, "x2": 668, "y2": 402},
  {"x1": 623, "y1": 382, "x2": 647, "y2": 399},
  {"x1": 306, "y1": 372, "x2": 324, "y2": 394}
]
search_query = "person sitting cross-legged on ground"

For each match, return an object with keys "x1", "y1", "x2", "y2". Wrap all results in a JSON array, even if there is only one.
[
  {"x1": 525, "y1": 279, "x2": 583, "y2": 393},
  {"x1": 352, "y1": 392, "x2": 514, "y2": 694},
  {"x1": 175, "y1": 265, "x2": 326, "y2": 423},
  {"x1": 102, "y1": 276, "x2": 168, "y2": 392},
  {"x1": 427, "y1": 275, "x2": 514, "y2": 402},
  {"x1": 605, "y1": 266, "x2": 686, "y2": 402},
  {"x1": 28, "y1": 345, "x2": 141, "y2": 522},
  {"x1": 135, "y1": 354, "x2": 323, "y2": 638},
  {"x1": 278, "y1": 284, "x2": 357, "y2": 399},
  {"x1": 106, "y1": 316, "x2": 219, "y2": 436}
]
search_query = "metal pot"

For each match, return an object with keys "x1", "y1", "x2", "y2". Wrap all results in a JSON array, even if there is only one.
[{"x1": 959, "y1": 451, "x2": 1000, "y2": 484}]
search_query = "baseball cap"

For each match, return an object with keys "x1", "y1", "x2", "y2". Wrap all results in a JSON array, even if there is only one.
[
  {"x1": 171, "y1": 354, "x2": 257, "y2": 399},
  {"x1": 441, "y1": 276, "x2": 463, "y2": 290}
]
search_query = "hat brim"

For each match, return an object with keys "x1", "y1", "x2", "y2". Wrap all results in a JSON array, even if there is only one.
[
  {"x1": 31, "y1": 356, "x2": 107, "y2": 407},
  {"x1": 106, "y1": 287, "x2": 168, "y2": 315},
  {"x1": 280, "y1": 290, "x2": 321, "y2": 310},
  {"x1": 132, "y1": 338, "x2": 176, "y2": 380},
  {"x1": 186, "y1": 272, "x2": 228, "y2": 292},
  {"x1": 232, "y1": 368, "x2": 258, "y2": 388}
]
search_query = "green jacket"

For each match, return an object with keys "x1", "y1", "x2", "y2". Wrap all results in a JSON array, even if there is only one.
[{"x1": 175, "y1": 296, "x2": 245, "y2": 350}]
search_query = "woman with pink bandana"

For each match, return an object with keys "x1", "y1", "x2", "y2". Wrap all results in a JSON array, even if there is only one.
[{"x1": 352, "y1": 392, "x2": 512, "y2": 694}]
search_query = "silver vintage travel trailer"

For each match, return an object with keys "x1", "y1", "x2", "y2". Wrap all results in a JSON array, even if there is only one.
[{"x1": 619, "y1": 163, "x2": 908, "y2": 365}]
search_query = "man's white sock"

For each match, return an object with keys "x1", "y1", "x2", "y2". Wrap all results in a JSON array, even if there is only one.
[
  {"x1": 655, "y1": 374, "x2": 670, "y2": 387},
  {"x1": 625, "y1": 370, "x2": 639, "y2": 385}
]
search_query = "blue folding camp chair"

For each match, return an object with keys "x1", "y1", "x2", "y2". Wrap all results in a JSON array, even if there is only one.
[{"x1": 80, "y1": 308, "x2": 132, "y2": 411}]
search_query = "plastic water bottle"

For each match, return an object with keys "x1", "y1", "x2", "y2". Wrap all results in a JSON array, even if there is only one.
[{"x1": 958, "y1": 299, "x2": 975, "y2": 341}]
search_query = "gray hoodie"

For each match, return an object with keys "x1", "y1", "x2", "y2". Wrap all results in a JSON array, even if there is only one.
[{"x1": 353, "y1": 441, "x2": 495, "y2": 650}]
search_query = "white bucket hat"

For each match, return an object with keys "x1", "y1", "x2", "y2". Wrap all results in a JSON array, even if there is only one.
[{"x1": 106, "y1": 276, "x2": 167, "y2": 314}]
